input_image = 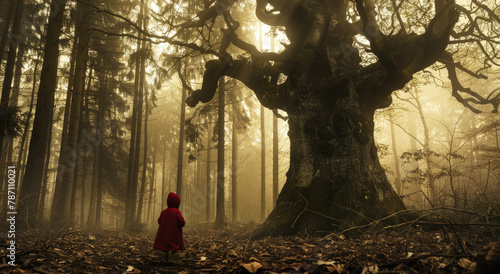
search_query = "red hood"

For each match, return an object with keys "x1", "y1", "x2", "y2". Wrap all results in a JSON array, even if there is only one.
[{"x1": 167, "y1": 192, "x2": 180, "y2": 208}]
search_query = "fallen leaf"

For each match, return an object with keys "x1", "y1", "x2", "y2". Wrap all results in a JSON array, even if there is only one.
[
  {"x1": 326, "y1": 264, "x2": 344, "y2": 273},
  {"x1": 317, "y1": 260, "x2": 336, "y2": 266},
  {"x1": 362, "y1": 265, "x2": 378, "y2": 274},
  {"x1": 242, "y1": 261, "x2": 263, "y2": 273},
  {"x1": 125, "y1": 265, "x2": 141, "y2": 273},
  {"x1": 458, "y1": 258, "x2": 476, "y2": 271}
]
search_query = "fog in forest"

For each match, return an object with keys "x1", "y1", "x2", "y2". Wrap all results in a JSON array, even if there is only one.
[{"x1": 0, "y1": 0, "x2": 500, "y2": 272}]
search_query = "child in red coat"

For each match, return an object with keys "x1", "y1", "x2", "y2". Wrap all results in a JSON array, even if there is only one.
[{"x1": 153, "y1": 192, "x2": 185, "y2": 264}]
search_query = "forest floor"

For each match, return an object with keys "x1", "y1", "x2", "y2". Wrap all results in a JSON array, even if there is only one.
[{"x1": 1, "y1": 222, "x2": 498, "y2": 273}]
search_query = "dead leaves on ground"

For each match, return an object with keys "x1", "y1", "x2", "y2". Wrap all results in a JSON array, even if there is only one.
[{"x1": 1, "y1": 223, "x2": 497, "y2": 273}]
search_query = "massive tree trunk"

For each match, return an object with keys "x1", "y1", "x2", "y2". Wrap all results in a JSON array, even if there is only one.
[{"x1": 253, "y1": 84, "x2": 406, "y2": 237}]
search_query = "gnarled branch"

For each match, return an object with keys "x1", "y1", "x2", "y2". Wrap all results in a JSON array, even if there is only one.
[
  {"x1": 186, "y1": 59, "x2": 290, "y2": 110},
  {"x1": 440, "y1": 52, "x2": 500, "y2": 113},
  {"x1": 357, "y1": 0, "x2": 460, "y2": 109}
]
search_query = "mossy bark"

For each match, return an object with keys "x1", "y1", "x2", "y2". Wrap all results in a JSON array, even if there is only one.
[{"x1": 252, "y1": 83, "x2": 405, "y2": 238}]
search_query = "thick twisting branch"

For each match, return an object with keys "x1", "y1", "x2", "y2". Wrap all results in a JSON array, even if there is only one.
[
  {"x1": 355, "y1": 0, "x2": 405, "y2": 76},
  {"x1": 186, "y1": 59, "x2": 290, "y2": 110},
  {"x1": 255, "y1": 0, "x2": 298, "y2": 26}
]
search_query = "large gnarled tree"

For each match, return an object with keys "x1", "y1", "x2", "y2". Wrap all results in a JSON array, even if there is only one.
[{"x1": 179, "y1": 0, "x2": 500, "y2": 237}]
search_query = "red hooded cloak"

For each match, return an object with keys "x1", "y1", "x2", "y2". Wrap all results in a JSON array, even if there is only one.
[{"x1": 153, "y1": 192, "x2": 185, "y2": 251}]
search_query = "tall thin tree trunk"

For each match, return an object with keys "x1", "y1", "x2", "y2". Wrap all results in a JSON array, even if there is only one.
[
  {"x1": 147, "y1": 143, "x2": 156, "y2": 224},
  {"x1": 86, "y1": 72, "x2": 100, "y2": 227},
  {"x1": 0, "y1": 39, "x2": 22, "y2": 219},
  {"x1": 16, "y1": 45, "x2": 41, "y2": 191},
  {"x1": 125, "y1": 0, "x2": 144, "y2": 228},
  {"x1": 137, "y1": 89, "x2": 149, "y2": 222},
  {"x1": 80, "y1": 153, "x2": 88, "y2": 227},
  {"x1": 162, "y1": 143, "x2": 166, "y2": 210},
  {"x1": 389, "y1": 113, "x2": 402, "y2": 195},
  {"x1": 95, "y1": 139, "x2": 104, "y2": 227},
  {"x1": 0, "y1": 0, "x2": 15, "y2": 65},
  {"x1": 176, "y1": 88, "x2": 187, "y2": 198},
  {"x1": 260, "y1": 105, "x2": 266, "y2": 221},
  {"x1": 0, "y1": 42, "x2": 25, "y2": 209},
  {"x1": 38, "y1": 117, "x2": 53, "y2": 222},
  {"x1": 258, "y1": 21, "x2": 266, "y2": 222},
  {"x1": 408, "y1": 111, "x2": 417, "y2": 151},
  {"x1": 53, "y1": 20, "x2": 78, "y2": 208},
  {"x1": 95, "y1": 70, "x2": 106, "y2": 227},
  {"x1": 51, "y1": 2, "x2": 91, "y2": 223},
  {"x1": 132, "y1": 40, "x2": 145, "y2": 222},
  {"x1": 5, "y1": 42, "x2": 26, "y2": 162},
  {"x1": 272, "y1": 112, "x2": 278, "y2": 209},
  {"x1": 215, "y1": 78, "x2": 227, "y2": 227},
  {"x1": 0, "y1": 0, "x2": 24, "y2": 157},
  {"x1": 21, "y1": 0, "x2": 68, "y2": 226},
  {"x1": 271, "y1": 35, "x2": 279, "y2": 209},
  {"x1": 412, "y1": 91, "x2": 434, "y2": 205},
  {"x1": 231, "y1": 104, "x2": 238, "y2": 222},
  {"x1": 206, "y1": 124, "x2": 212, "y2": 222},
  {"x1": 70, "y1": 152, "x2": 80, "y2": 223},
  {"x1": 87, "y1": 144, "x2": 98, "y2": 227},
  {"x1": 135, "y1": 5, "x2": 150, "y2": 222},
  {"x1": 196, "y1": 151, "x2": 202, "y2": 223}
]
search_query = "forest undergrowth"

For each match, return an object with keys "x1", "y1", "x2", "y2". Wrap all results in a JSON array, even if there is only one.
[{"x1": 1, "y1": 221, "x2": 499, "y2": 273}]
